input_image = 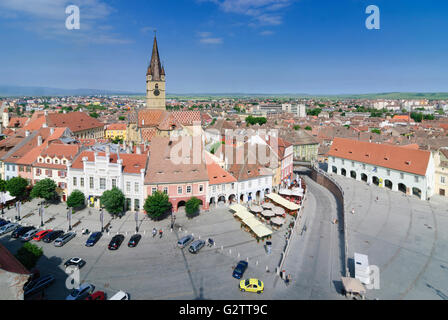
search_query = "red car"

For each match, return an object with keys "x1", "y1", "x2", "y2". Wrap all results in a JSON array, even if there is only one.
[
  {"x1": 85, "y1": 291, "x2": 106, "y2": 300},
  {"x1": 33, "y1": 229, "x2": 53, "y2": 241}
]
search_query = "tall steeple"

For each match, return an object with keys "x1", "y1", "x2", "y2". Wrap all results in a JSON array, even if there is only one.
[{"x1": 146, "y1": 33, "x2": 166, "y2": 110}]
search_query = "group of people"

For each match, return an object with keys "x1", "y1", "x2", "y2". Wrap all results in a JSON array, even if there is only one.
[{"x1": 152, "y1": 228, "x2": 163, "y2": 238}]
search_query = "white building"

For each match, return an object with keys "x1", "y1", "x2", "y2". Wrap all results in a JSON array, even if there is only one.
[
  {"x1": 327, "y1": 137, "x2": 434, "y2": 200},
  {"x1": 67, "y1": 148, "x2": 148, "y2": 212}
]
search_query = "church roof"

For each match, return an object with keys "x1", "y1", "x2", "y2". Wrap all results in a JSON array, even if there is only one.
[{"x1": 147, "y1": 35, "x2": 164, "y2": 80}]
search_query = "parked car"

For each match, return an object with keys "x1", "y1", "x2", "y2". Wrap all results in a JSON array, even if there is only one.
[
  {"x1": 239, "y1": 278, "x2": 264, "y2": 294},
  {"x1": 232, "y1": 260, "x2": 249, "y2": 279},
  {"x1": 64, "y1": 257, "x2": 86, "y2": 269},
  {"x1": 128, "y1": 234, "x2": 142, "y2": 248},
  {"x1": 109, "y1": 290, "x2": 129, "y2": 300},
  {"x1": 11, "y1": 226, "x2": 34, "y2": 239},
  {"x1": 54, "y1": 232, "x2": 76, "y2": 247},
  {"x1": 23, "y1": 274, "x2": 55, "y2": 299},
  {"x1": 177, "y1": 234, "x2": 194, "y2": 248},
  {"x1": 85, "y1": 291, "x2": 106, "y2": 300},
  {"x1": 33, "y1": 229, "x2": 53, "y2": 241},
  {"x1": 20, "y1": 228, "x2": 39, "y2": 242},
  {"x1": 85, "y1": 232, "x2": 102, "y2": 247},
  {"x1": 0, "y1": 220, "x2": 10, "y2": 228},
  {"x1": 108, "y1": 234, "x2": 125, "y2": 250},
  {"x1": 188, "y1": 239, "x2": 205, "y2": 254},
  {"x1": 66, "y1": 283, "x2": 95, "y2": 300},
  {"x1": 0, "y1": 223, "x2": 19, "y2": 235},
  {"x1": 42, "y1": 230, "x2": 64, "y2": 243}
]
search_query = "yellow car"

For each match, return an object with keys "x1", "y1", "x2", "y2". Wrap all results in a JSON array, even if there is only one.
[{"x1": 239, "y1": 278, "x2": 264, "y2": 294}]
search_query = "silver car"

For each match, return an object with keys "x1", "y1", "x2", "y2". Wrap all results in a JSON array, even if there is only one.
[
  {"x1": 177, "y1": 234, "x2": 194, "y2": 248},
  {"x1": 54, "y1": 232, "x2": 76, "y2": 247},
  {"x1": 20, "y1": 228, "x2": 38, "y2": 242},
  {"x1": 0, "y1": 223, "x2": 19, "y2": 235}
]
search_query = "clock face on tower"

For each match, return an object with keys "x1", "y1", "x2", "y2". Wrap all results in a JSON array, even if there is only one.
[{"x1": 154, "y1": 89, "x2": 160, "y2": 96}]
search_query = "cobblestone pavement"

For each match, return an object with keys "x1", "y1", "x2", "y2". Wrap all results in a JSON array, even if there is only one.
[{"x1": 330, "y1": 173, "x2": 448, "y2": 300}]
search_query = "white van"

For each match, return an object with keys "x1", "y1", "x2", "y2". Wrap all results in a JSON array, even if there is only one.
[
  {"x1": 109, "y1": 290, "x2": 129, "y2": 300},
  {"x1": 354, "y1": 252, "x2": 371, "y2": 285}
]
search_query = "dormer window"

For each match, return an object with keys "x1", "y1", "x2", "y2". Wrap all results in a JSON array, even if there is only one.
[{"x1": 405, "y1": 161, "x2": 411, "y2": 165}]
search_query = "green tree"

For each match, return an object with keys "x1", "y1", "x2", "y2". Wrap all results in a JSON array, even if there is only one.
[
  {"x1": 67, "y1": 190, "x2": 86, "y2": 210},
  {"x1": 89, "y1": 112, "x2": 99, "y2": 118},
  {"x1": 6, "y1": 177, "x2": 28, "y2": 199},
  {"x1": 0, "y1": 179, "x2": 7, "y2": 193},
  {"x1": 100, "y1": 187, "x2": 125, "y2": 216},
  {"x1": 305, "y1": 126, "x2": 312, "y2": 130},
  {"x1": 293, "y1": 125, "x2": 300, "y2": 130},
  {"x1": 371, "y1": 128, "x2": 381, "y2": 135},
  {"x1": 15, "y1": 242, "x2": 43, "y2": 270},
  {"x1": 30, "y1": 178, "x2": 57, "y2": 201},
  {"x1": 118, "y1": 116, "x2": 126, "y2": 121},
  {"x1": 144, "y1": 191, "x2": 172, "y2": 220},
  {"x1": 410, "y1": 112, "x2": 423, "y2": 123},
  {"x1": 185, "y1": 197, "x2": 201, "y2": 218}
]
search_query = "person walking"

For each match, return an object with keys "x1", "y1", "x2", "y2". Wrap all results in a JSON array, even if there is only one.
[
  {"x1": 152, "y1": 228, "x2": 157, "y2": 238},
  {"x1": 159, "y1": 229, "x2": 163, "y2": 238}
]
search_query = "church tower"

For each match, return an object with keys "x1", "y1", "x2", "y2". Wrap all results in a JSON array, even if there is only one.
[{"x1": 146, "y1": 34, "x2": 166, "y2": 110}]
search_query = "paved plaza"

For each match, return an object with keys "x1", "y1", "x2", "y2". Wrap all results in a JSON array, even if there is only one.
[{"x1": 330, "y1": 173, "x2": 448, "y2": 300}]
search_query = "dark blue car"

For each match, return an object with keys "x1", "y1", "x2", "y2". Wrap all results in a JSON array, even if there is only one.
[
  {"x1": 85, "y1": 232, "x2": 102, "y2": 247},
  {"x1": 232, "y1": 261, "x2": 248, "y2": 279}
]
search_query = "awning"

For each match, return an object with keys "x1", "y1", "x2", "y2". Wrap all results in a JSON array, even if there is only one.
[
  {"x1": 0, "y1": 192, "x2": 15, "y2": 203},
  {"x1": 265, "y1": 193, "x2": 300, "y2": 211},
  {"x1": 279, "y1": 188, "x2": 291, "y2": 196},
  {"x1": 341, "y1": 277, "x2": 366, "y2": 294},
  {"x1": 230, "y1": 204, "x2": 273, "y2": 238}
]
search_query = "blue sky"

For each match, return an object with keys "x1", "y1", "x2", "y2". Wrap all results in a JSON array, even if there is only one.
[{"x1": 0, "y1": 0, "x2": 447, "y2": 94}]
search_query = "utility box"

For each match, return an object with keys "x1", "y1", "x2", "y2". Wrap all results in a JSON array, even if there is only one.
[{"x1": 354, "y1": 253, "x2": 371, "y2": 285}]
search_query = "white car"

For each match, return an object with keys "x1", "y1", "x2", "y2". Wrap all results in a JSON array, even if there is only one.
[
  {"x1": 0, "y1": 223, "x2": 19, "y2": 235},
  {"x1": 109, "y1": 290, "x2": 129, "y2": 300}
]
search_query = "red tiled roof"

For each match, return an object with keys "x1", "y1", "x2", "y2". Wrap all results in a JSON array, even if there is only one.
[
  {"x1": 205, "y1": 153, "x2": 236, "y2": 185},
  {"x1": 328, "y1": 137, "x2": 431, "y2": 176},
  {"x1": 106, "y1": 123, "x2": 127, "y2": 130},
  {"x1": 8, "y1": 117, "x2": 28, "y2": 128},
  {"x1": 171, "y1": 111, "x2": 201, "y2": 126},
  {"x1": 46, "y1": 112, "x2": 104, "y2": 133}
]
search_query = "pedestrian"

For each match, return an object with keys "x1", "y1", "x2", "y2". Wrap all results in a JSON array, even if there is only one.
[
  {"x1": 159, "y1": 229, "x2": 163, "y2": 238},
  {"x1": 351, "y1": 208, "x2": 355, "y2": 215},
  {"x1": 152, "y1": 228, "x2": 157, "y2": 238},
  {"x1": 170, "y1": 222, "x2": 174, "y2": 231},
  {"x1": 376, "y1": 196, "x2": 378, "y2": 202}
]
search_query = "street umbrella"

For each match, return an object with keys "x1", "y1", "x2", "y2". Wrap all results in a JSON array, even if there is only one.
[
  {"x1": 271, "y1": 217, "x2": 285, "y2": 225},
  {"x1": 279, "y1": 188, "x2": 291, "y2": 196},
  {"x1": 291, "y1": 188, "x2": 304, "y2": 197},
  {"x1": 262, "y1": 202, "x2": 275, "y2": 210},
  {"x1": 261, "y1": 210, "x2": 275, "y2": 218},
  {"x1": 249, "y1": 205, "x2": 263, "y2": 213},
  {"x1": 272, "y1": 206, "x2": 285, "y2": 216}
]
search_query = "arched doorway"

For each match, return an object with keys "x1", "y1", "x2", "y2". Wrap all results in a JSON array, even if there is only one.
[
  {"x1": 361, "y1": 173, "x2": 367, "y2": 182},
  {"x1": 177, "y1": 200, "x2": 186, "y2": 211},
  {"x1": 398, "y1": 183, "x2": 407, "y2": 194},
  {"x1": 228, "y1": 194, "x2": 236, "y2": 204},
  {"x1": 332, "y1": 166, "x2": 337, "y2": 174},
  {"x1": 372, "y1": 176, "x2": 379, "y2": 186},
  {"x1": 209, "y1": 197, "x2": 216, "y2": 206},
  {"x1": 265, "y1": 188, "x2": 270, "y2": 194},
  {"x1": 218, "y1": 195, "x2": 226, "y2": 205},
  {"x1": 256, "y1": 190, "x2": 261, "y2": 202},
  {"x1": 350, "y1": 171, "x2": 357, "y2": 179},
  {"x1": 248, "y1": 192, "x2": 253, "y2": 202},
  {"x1": 240, "y1": 194, "x2": 245, "y2": 202},
  {"x1": 412, "y1": 187, "x2": 422, "y2": 199},
  {"x1": 384, "y1": 180, "x2": 392, "y2": 189},
  {"x1": 341, "y1": 168, "x2": 347, "y2": 176}
]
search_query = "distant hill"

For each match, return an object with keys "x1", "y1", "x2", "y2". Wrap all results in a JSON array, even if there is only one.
[{"x1": 0, "y1": 85, "x2": 143, "y2": 97}]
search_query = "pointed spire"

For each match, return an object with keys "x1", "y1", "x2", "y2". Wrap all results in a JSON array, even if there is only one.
[{"x1": 147, "y1": 33, "x2": 163, "y2": 80}]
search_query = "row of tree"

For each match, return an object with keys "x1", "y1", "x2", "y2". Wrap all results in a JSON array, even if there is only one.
[{"x1": 0, "y1": 177, "x2": 202, "y2": 220}]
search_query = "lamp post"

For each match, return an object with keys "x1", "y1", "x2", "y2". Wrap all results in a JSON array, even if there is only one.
[
  {"x1": 15, "y1": 201, "x2": 21, "y2": 221},
  {"x1": 134, "y1": 211, "x2": 139, "y2": 233},
  {"x1": 1, "y1": 192, "x2": 5, "y2": 216},
  {"x1": 67, "y1": 206, "x2": 72, "y2": 231},
  {"x1": 40, "y1": 201, "x2": 44, "y2": 227},
  {"x1": 100, "y1": 208, "x2": 104, "y2": 233}
]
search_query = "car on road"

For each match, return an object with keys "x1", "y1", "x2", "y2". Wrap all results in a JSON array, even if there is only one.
[
  {"x1": 66, "y1": 283, "x2": 95, "y2": 300},
  {"x1": 54, "y1": 232, "x2": 76, "y2": 247},
  {"x1": 20, "y1": 228, "x2": 39, "y2": 242},
  {"x1": 232, "y1": 260, "x2": 249, "y2": 279},
  {"x1": 188, "y1": 239, "x2": 205, "y2": 254},
  {"x1": 239, "y1": 278, "x2": 264, "y2": 294},
  {"x1": 12, "y1": 226, "x2": 34, "y2": 239},
  {"x1": 0, "y1": 220, "x2": 10, "y2": 228},
  {"x1": 177, "y1": 234, "x2": 194, "y2": 248},
  {"x1": 33, "y1": 229, "x2": 53, "y2": 241},
  {"x1": 85, "y1": 231, "x2": 102, "y2": 247},
  {"x1": 0, "y1": 223, "x2": 19, "y2": 235},
  {"x1": 42, "y1": 230, "x2": 64, "y2": 243},
  {"x1": 128, "y1": 234, "x2": 142, "y2": 248},
  {"x1": 64, "y1": 257, "x2": 86, "y2": 269},
  {"x1": 109, "y1": 290, "x2": 129, "y2": 300},
  {"x1": 108, "y1": 234, "x2": 125, "y2": 250},
  {"x1": 23, "y1": 274, "x2": 55, "y2": 299},
  {"x1": 85, "y1": 291, "x2": 106, "y2": 300}
]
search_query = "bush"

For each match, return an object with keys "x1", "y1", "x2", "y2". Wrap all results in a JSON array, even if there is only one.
[
  {"x1": 15, "y1": 242, "x2": 43, "y2": 270},
  {"x1": 67, "y1": 190, "x2": 86, "y2": 210},
  {"x1": 144, "y1": 191, "x2": 172, "y2": 220}
]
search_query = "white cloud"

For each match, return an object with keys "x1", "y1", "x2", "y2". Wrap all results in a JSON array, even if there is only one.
[
  {"x1": 260, "y1": 30, "x2": 274, "y2": 36},
  {"x1": 202, "y1": 0, "x2": 294, "y2": 26},
  {"x1": 198, "y1": 31, "x2": 223, "y2": 44},
  {"x1": 0, "y1": 0, "x2": 129, "y2": 45}
]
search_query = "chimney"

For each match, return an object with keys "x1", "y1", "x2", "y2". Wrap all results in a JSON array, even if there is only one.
[
  {"x1": 44, "y1": 110, "x2": 48, "y2": 116},
  {"x1": 136, "y1": 146, "x2": 141, "y2": 154},
  {"x1": 42, "y1": 122, "x2": 48, "y2": 128},
  {"x1": 37, "y1": 136, "x2": 42, "y2": 146},
  {"x1": 142, "y1": 119, "x2": 145, "y2": 126},
  {"x1": 50, "y1": 128, "x2": 54, "y2": 135}
]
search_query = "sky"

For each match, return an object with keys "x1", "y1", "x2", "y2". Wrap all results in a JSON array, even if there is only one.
[{"x1": 0, "y1": 0, "x2": 447, "y2": 94}]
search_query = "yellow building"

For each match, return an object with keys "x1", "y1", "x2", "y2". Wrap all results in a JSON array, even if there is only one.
[{"x1": 105, "y1": 123, "x2": 127, "y2": 140}]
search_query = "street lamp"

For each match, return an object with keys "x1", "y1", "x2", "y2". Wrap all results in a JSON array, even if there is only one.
[
  {"x1": 40, "y1": 201, "x2": 44, "y2": 227},
  {"x1": 1, "y1": 192, "x2": 5, "y2": 216},
  {"x1": 134, "y1": 211, "x2": 139, "y2": 233},
  {"x1": 15, "y1": 201, "x2": 21, "y2": 221},
  {"x1": 100, "y1": 208, "x2": 104, "y2": 232},
  {"x1": 67, "y1": 206, "x2": 72, "y2": 231}
]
